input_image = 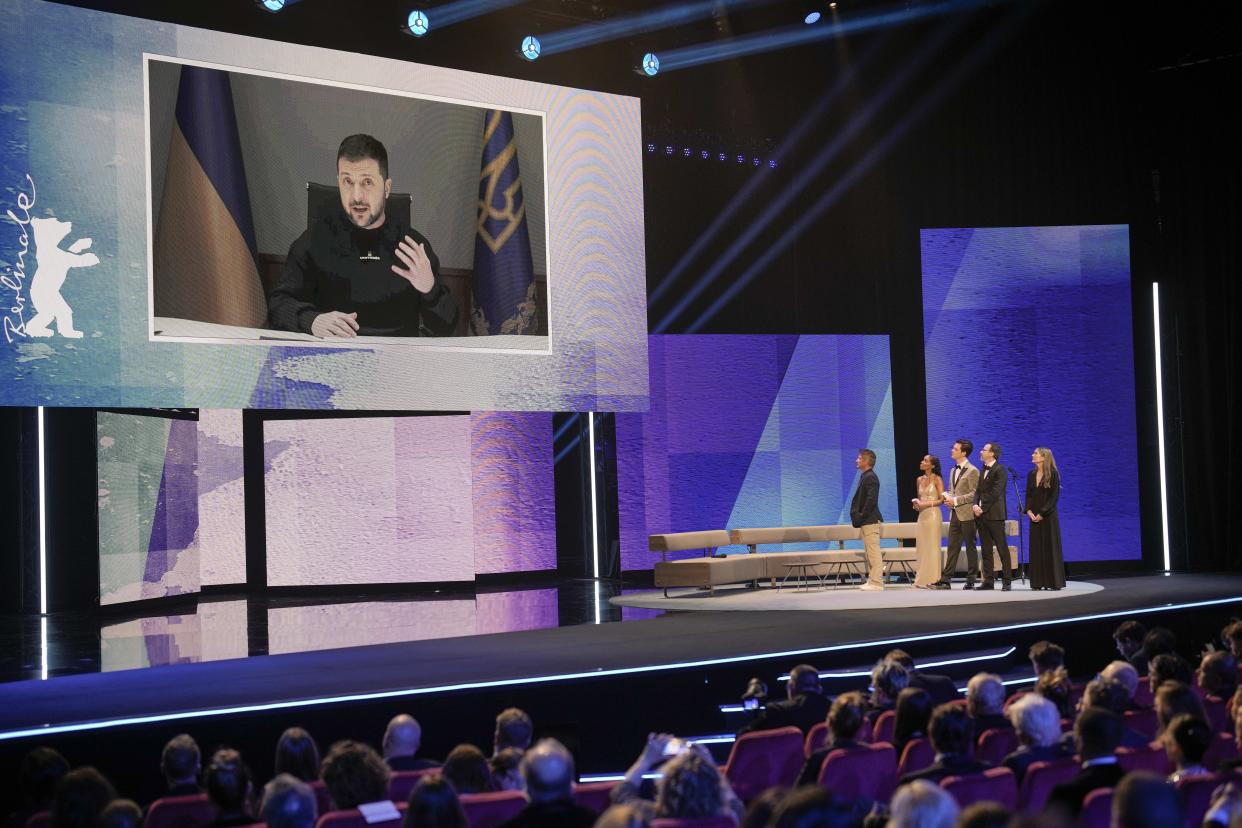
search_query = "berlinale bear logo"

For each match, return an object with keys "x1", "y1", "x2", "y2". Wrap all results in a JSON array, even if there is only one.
[{"x1": 25, "y1": 216, "x2": 98, "y2": 338}]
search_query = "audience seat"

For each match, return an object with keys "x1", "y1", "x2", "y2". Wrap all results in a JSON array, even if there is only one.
[
  {"x1": 23, "y1": 813, "x2": 50, "y2": 828},
  {"x1": 873, "y1": 710, "x2": 896, "y2": 745},
  {"x1": 1202, "y1": 697, "x2": 1231, "y2": 734},
  {"x1": 145, "y1": 793, "x2": 217, "y2": 828},
  {"x1": 976, "y1": 728, "x2": 1019, "y2": 766},
  {"x1": 1117, "y1": 745, "x2": 1170, "y2": 776},
  {"x1": 1123, "y1": 708, "x2": 1159, "y2": 740},
  {"x1": 1133, "y1": 682, "x2": 1155, "y2": 709},
  {"x1": 817, "y1": 743, "x2": 897, "y2": 804},
  {"x1": 1079, "y1": 787, "x2": 1113, "y2": 828},
  {"x1": 651, "y1": 817, "x2": 738, "y2": 828},
  {"x1": 723, "y1": 726, "x2": 805, "y2": 801},
  {"x1": 458, "y1": 791, "x2": 526, "y2": 828},
  {"x1": 573, "y1": 781, "x2": 620, "y2": 814},
  {"x1": 1205, "y1": 733, "x2": 1240, "y2": 771},
  {"x1": 1018, "y1": 757, "x2": 1079, "y2": 812},
  {"x1": 857, "y1": 717, "x2": 874, "y2": 744},
  {"x1": 389, "y1": 769, "x2": 439, "y2": 804},
  {"x1": 308, "y1": 781, "x2": 333, "y2": 818},
  {"x1": 896, "y1": 738, "x2": 935, "y2": 779},
  {"x1": 804, "y1": 722, "x2": 828, "y2": 758},
  {"x1": 1003, "y1": 691, "x2": 1031, "y2": 713},
  {"x1": 1178, "y1": 773, "x2": 1226, "y2": 828},
  {"x1": 316, "y1": 804, "x2": 405, "y2": 828},
  {"x1": 941, "y1": 767, "x2": 1018, "y2": 810}
]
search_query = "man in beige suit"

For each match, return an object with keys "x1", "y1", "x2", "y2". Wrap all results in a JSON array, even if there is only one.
[{"x1": 933, "y1": 439, "x2": 980, "y2": 590}]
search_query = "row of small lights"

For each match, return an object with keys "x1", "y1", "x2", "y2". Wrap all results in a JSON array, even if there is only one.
[{"x1": 646, "y1": 143, "x2": 779, "y2": 168}]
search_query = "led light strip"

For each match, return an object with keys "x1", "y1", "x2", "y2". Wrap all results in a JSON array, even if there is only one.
[
  {"x1": 776, "y1": 646, "x2": 1018, "y2": 681},
  {"x1": 1153, "y1": 283, "x2": 1171, "y2": 572},
  {"x1": 38, "y1": 406, "x2": 47, "y2": 616},
  {"x1": 588, "y1": 413, "x2": 600, "y2": 579},
  {"x1": 3, "y1": 595, "x2": 1238, "y2": 741}
]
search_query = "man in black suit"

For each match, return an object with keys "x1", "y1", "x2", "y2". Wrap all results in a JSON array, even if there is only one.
[
  {"x1": 383, "y1": 714, "x2": 440, "y2": 771},
  {"x1": 1044, "y1": 707, "x2": 1126, "y2": 820},
  {"x1": 161, "y1": 734, "x2": 203, "y2": 797},
  {"x1": 498, "y1": 740, "x2": 597, "y2": 828},
  {"x1": 739, "y1": 664, "x2": 830, "y2": 736},
  {"x1": 850, "y1": 448, "x2": 884, "y2": 591},
  {"x1": 1113, "y1": 620, "x2": 1149, "y2": 676},
  {"x1": 898, "y1": 704, "x2": 989, "y2": 786},
  {"x1": 885, "y1": 649, "x2": 960, "y2": 706},
  {"x1": 972, "y1": 442, "x2": 1011, "y2": 590}
]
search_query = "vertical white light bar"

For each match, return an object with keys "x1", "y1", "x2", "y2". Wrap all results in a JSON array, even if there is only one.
[
  {"x1": 40, "y1": 617, "x2": 48, "y2": 681},
  {"x1": 37, "y1": 406, "x2": 48, "y2": 615},
  {"x1": 1152, "y1": 283, "x2": 1171, "y2": 571},
  {"x1": 587, "y1": 413, "x2": 600, "y2": 579}
]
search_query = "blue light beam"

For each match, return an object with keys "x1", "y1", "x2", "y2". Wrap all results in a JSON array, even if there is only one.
[
  {"x1": 419, "y1": 0, "x2": 526, "y2": 29},
  {"x1": 540, "y1": 0, "x2": 769, "y2": 56}
]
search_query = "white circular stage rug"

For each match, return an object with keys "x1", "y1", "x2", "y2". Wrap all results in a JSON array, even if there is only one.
[{"x1": 611, "y1": 580, "x2": 1104, "y2": 612}]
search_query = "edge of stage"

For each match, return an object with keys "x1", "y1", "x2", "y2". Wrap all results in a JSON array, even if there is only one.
[{"x1": 3, "y1": 573, "x2": 1240, "y2": 740}]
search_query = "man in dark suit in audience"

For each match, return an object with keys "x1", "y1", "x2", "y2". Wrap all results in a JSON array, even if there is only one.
[
  {"x1": 966, "y1": 673, "x2": 1012, "y2": 735},
  {"x1": 739, "y1": 664, "x2": 830, "y2": 736},
  {"x1": 886, "y1": 649, "x2": 960, "y2": 707},
  {"x1": 971, "y1": 442, "x2": 1011, "y2": 590},
  {"x1": 382, "y1": 714, "x2": 439, "y2": 771},
  {"x1": 161, "y1": 734, "x2": 203, "y2": 797},
  {"x1": 898, "y1": 704, "x2": 989, "y2": 786},
  {"x1": 494, "y1": 707, "x2": 535, "y2": 756},
  {"x1": 1075, "y1": 678, "x2": 1149, "y2": 748},
  {"x1": 498, "y1": 739, "x2": 596, "y2": 828},
  {"x1": 866, "y1": 660, "x2": 909, "y2": 724},
  {"x1": 1044, "y1": 707, "x2": 1126, "y2": 820},
  {"x1": 1113, "y1": 620, "x2": 1149, "y2": 675},
  {"x1": 1002, "y1": 694, "x2": 1072, "y2": 784}
]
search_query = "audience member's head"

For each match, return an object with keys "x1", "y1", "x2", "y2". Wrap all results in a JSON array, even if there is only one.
[
  {"x1": 929, "y1": 704, "x2": 973, "y2": 758},
  {"x1": 1035, "y1": 666, "x2": 1073, "y2": 719},
  {"x1": 1073, "y1": 707, "x2": 1123, "y2": 760},
  {"x1": 1142, "y1": 627, "x2": 1177, "y2": 660},
  {"x1": 403, "y1": 774, "x2": 467, "y2": 828},
  {"x1": 383, "y1": 715, "x2": 423, "y2": 761},
  {"x1": 321, "y1": 740, "x2": 391, "y2": 810},
  {"x1": 205, "y1": 748, "x2": 253, "y2": 818},
  {"x1": 955, "y1": 801, "x2": 1011, "y2": 828},
  {"x1": 441, "y1": 744, "x2": 493, "y2": 795},
  {"x1": 1028, "y1": 641, "x2": 1065, "y2": 677},
  {"x1": 788, "y1": 664, "x2": 823, "y2": 698},
  {"x1": 98, "y1": 800, "x2": 142, "y2": 828},
  {"x1": 493, "y1": 708, "x2": 534, "y2": 753},
  {"x1": 1112, "y1": 771, "x2": 1184, "y2": 828},
  {"x1": 1224, "y1": 620, "x2": 1242, "y2": 661},
  {"x1": 52, "y1": 768, "x2": 117, "y2": 828},
  {"x1": 1162, "y1": 714, "x2": 1211, "y2": 771},
  {"x1": 1149, "y1": 653, "x2": 1194, "y2": 694},
  {"x1": 888, "y1": 779, "x2": 959, "y2": 828},
  {"x1": 655, "y1": 747, "x2": 724, "y2": 820},
  {"x1": 275, "y1": 727, "x2": 321, "y2": 783},
  {"x1": 769, "y1": 787, "x2": 857, "y2": 828},
  {"x1": 1197, "y1": 650, "x2": 1239, "y2": 699},
  {"x1": 1113, "y1": 620, "x2": 1147, "y2": 660},
  {"x1": 1007, "y1": 693, "x2": 1061, "y2": 749},
  {"x1": 160, "y1": 734, "x2": 201, "y2": 789},
  {"x1": 261, "y1": 774, "x2": 318, "y2": 828},
  {"x1": 518, "y1": 739, "x2": 574, "y2": 805},
  {"x1": 594, "y1": 804, "x2": 649, "y2": 828},
  {"x1": 894, "y1": 687, "x2": 933, "y2": 746},
  {"x1": 18, "y1": 746, "x2": 70, "y2": 811},
  {"x1": 489, "y1": 747, "x2": 524, "y2": 792},
  {"x1": 1080, "y1": 677, "x2": 1131, "y2": 716},
  {"x1": 739, "y1": 788, "x2": 785, "y2": 828},
  {"x1": 872, "y1": 659, "x2": 910, "y2": 706},
  {"x1": 1100, "y1": 661, "x2": 1140, "y2": 701},
  {"x1": 1235, "y1": 688, "x2": 1242, "y2": 743},
  {"x1": 966, "y1": 673, "x2": 1005, "y2": 718},
  {"x1": 1155, "y1": 681, "x2": 1208, "y2": 733},
  {"x1": 826, "y1": 691, "x2": 865, "y2": 744},
  {"x1": 886, "y1": 649, "x2": 917, "y2": 672}
]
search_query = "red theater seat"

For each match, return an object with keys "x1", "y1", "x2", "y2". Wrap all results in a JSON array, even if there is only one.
[
  {"x1": 1117, "y1": 745, "x2": 1170, "y2": 776},
  {"x1": 1123, "y1": 708, "x2": 1159, "y2": 740},
  {"x1": 145, "y1": 794, "x2": 217, "y2": 828},
  {"x1": 459, "y1": 791, "x2": 526, "y2": 828},
  {"x1": 897, "y1": 738, "x2": 935, "y2": 779},
  {"x1": 723, "y1": 726, "x2": 805, "y2": 801},
  {"x1": 1080, "y1": 787, "x2": 1113, "y2": 828},
  {"x1": 1203, "y1": 696, "x2": 1231, "y2": 734},
  {"x1": 573, "y1": 781, "x2": 620, "y2": 814},
  {"x1": 1018, "y1": 757, "x2": 1079, "y2": 812},
  {"x1": 976, "y1": 728, "x2": 1019, "y2": 766},
  {"x1": 873, "y1": 710, "x2": 896, "y2": 745},
  {"x1": 1133, "y1": 682, "x2": 1155, "y2": 709},
  {"x1": 651, "y1": 817, "x2": 738, "y2": 828},
  {"x1": 309, "y1": 781, "x2": 333, "y2": 817},
  {"x1": 1003, "y1": 691, "x2": 1031, "y2": 713},
  {"x1": 857, "y1": 717, "x2": 874, "y2": 744},
  {"x1": 817, "y1": 743, "x2": 897, "y2": 803},
  {"x1": 804, "y1": 722, "x2": 828, "y2": 758},
  {"x1": 1205, "y1": 733, "x2": 1240, "y2": 771},
  {"x1": 388, "y1": 769, "x2": 440, "y2": 804},
  {"x1": 1178, "y1": 773, "x2": 1226, "y2": 828},
  {"x1": 941, "y1": 767, "x2": 1017, "y2": 810},
  {"x1": 316, "y1": 804, "x2": 404, "y2": 828}
]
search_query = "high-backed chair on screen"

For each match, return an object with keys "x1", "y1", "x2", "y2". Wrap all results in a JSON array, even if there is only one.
[{"x1": 306, "y1": 182, "x2": 412, "y2": 231}]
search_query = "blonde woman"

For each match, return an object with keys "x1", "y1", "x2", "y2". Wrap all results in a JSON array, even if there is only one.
[
  {"x1": 1026, "y1": 447, "x2": 1065, "y2": 590},
  {"x1": 910, "y1": 454, "x2": 945, "y2": 588}
]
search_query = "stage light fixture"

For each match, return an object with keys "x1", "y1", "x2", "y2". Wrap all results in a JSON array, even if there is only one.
[
  {"x1": 830, "y1": 2, "x2": 838, "y2": 8},
  {"x1": 641, "y1": 52, "x2": 660, "y2": 76},
  {"x1": 405, "y1": 10, "x2": 430, "y2": 36},
  {"x1": 257, "y1": 0, "x2": 286, "y2": 10},
  {"x1": 805, "y1": 11, "x2": 822, "y2": 24},
  {"x1": 520, "y1": 35, "x2": 542, "y2": 60}
]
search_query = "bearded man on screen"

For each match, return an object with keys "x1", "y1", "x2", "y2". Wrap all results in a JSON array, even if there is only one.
[{"x1": 268, "y1": 134, "x2": 459, "y2": 338}]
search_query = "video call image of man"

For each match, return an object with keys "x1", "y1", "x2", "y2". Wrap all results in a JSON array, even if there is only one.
[{"x1": 268, "y1": 134, "x2": 459, "y2": 338}]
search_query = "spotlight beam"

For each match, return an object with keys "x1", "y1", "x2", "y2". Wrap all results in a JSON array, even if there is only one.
[
  {"x1": 540, "y1": 0, "x2": 770, "y2": 56},
  {"x1": 418, "y1": 0, "x2": 525, "y2": 31},
  {"x1": 655, "y1": 19, "x2": 962, "y2": 333},
  {"x1": 659, "y1": 0, "x2": 1010, "y2": 72},
  {"x1": 684, "y1": 5, "x2": 1031, "y2": 332}
]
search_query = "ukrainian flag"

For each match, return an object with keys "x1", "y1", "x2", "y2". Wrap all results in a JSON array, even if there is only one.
[
  {"x1": 471, "y1": 110, "x2": 537, "y2": 335},
  {"x1": 153, "y1": 66, "x2": 267, "y2": 329}
]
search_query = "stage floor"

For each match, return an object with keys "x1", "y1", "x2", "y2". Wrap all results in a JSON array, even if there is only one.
[{"x1": 2, "y1": 572, "x2": 1240, "y2": 738}]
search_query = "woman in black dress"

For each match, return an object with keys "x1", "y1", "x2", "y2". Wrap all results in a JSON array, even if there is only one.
[{"x1": 1026, "y1": 446, "x2": 1065, "y2": 590}]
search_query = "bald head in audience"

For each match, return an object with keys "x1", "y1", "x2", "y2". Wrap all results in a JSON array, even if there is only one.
[
  {"x1": 520, "y1": 739, "x2": 575, "y2": 804},
  {"x1": 384, "y1": 715, "x2": 422, "y2": 763}
]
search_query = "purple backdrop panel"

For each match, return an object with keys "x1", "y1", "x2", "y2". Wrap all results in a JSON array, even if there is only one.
[
  {"x1": 471, "y1": 412, "x2": 557, "y2": 574},
  {"x1": 267, "y1": 600, "x2": 477, "y2": 654},
  {"x1": 475, "y1": 589, "x2": 559, "y2": 635}
]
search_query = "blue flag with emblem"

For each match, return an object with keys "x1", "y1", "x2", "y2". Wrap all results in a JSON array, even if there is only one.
[{"x1": 471, "y1": 110, "x2": 537, "y2": 335}]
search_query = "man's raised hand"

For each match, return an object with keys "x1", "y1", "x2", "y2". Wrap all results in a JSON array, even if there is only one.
[
  {"x1": 311, "y1": 311, "x2": 359, "y2": 338},
  {"x1": 392, "y1": 235, "x2": 435, "y2": 293}
]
